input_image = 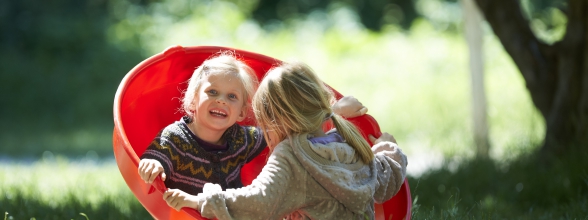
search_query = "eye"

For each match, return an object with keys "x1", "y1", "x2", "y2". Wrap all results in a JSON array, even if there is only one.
[
  {"x1": 228, "y1": 93, "x2": 238, "y2": 100},
  {"x1": 206, "y1": 89, "x2": 217, "y2": 95}
]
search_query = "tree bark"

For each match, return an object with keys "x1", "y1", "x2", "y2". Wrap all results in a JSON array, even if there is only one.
[{"x1": 473, "y1": 0, "x2": 588, "y2": 157}]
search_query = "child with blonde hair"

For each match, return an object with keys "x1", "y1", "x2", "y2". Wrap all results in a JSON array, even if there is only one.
[
  {"x1": 139, "y1": 53, "x2": 369, "y2": 195},
  {"x1": 162, "y1": 61, "x2": 408, "y2": 219}
]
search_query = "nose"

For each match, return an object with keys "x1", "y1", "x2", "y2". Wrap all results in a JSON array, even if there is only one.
[{"x1": 216, "y1": 96, "x2": 226, "y2": 104}]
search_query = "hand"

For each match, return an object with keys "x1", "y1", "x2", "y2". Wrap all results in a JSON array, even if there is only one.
[
  {"x1": 369, "y1": 132, "x2": 406, "y2": 166},
  {"x1": 163, "y1": 189, "x2": 199, "y2": 211},
  {"x1": 369, "y1": 132, "x2": 397, "y2": 145},
  {"x1": 138, "y1": 159, "x2": 166, "y2": 184},
  {"x1": 332, "y1": 96, "x2": 368, "y2": 118},
  {"x1": 369, "y1": 132, "x2": 399, "y2": 154}
]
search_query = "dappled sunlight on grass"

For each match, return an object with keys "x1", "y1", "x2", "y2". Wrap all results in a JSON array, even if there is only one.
[
  {"x1": 0, "y1": 158, "x2": 148, "y2": 219},
  {"x1": 409, "y1": 147, "x2": 588, "y2": 219}
]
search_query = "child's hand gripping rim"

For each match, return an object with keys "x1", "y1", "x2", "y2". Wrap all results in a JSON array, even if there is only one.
[{"x1": 148, "y1": 177, "x2": 210, "y2": 219}]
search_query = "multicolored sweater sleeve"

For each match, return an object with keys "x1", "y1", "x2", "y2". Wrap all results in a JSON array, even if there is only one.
[{"x1": 140, "y1": 117, "x2": 266, "y2": 195}]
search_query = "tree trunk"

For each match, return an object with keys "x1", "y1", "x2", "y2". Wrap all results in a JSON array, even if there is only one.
[
  {"x1": 462, "y1": 0, "x2": 490, "y2": 158},
  {"x1": 473, "y1": 0, "x2": 588, "y2": 157}
]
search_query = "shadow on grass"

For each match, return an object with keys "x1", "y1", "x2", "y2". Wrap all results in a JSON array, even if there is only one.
[
  {"x1": 1, "y1": 192, "x2": 151, "y2": 220},
  {"x1": 408, "y1": 147, "x2": 588, "y2": 219}
]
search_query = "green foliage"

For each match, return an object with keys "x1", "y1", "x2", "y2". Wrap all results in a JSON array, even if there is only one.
[
  {"x1": 520, "y1": 0, "x2": 568, "y2": 44},
  {"x1": 409, "y1": 147, "x2": 588, "y2": 219},
  {"x1": 250, "y1": 0, "x2": 418, "y2": 31},
  {"x1": 1, "y1": 0, "x2": 142, "y2": 128},
  {"x1": 0, "y1": 0, "x2": 144, "y2": 158},
  {"x1": 1, "y1": 0, "x2": 545, "y2": 163}
]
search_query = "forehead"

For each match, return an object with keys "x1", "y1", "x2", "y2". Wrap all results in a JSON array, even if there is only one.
[{"x1": 201, "y1": 73, "x2": 246, "y2": 91}]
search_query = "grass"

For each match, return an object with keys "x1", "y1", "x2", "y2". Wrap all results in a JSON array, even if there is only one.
[
  {"x1": 0, "y1": 157, "x2": 151, "y2": 220},
  {"x1": 0, "y1": 2, "x2": 577, "y2": 219},
  {"x1": 2, "y1": 148, "x2": 587, "y2": 219},
  {"x1": 409, "y1": 147, "x2": 588, "y2": 219}
]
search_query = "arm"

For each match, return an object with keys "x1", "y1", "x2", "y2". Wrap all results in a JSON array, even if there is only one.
[
  {"x1": 139, "y1": 130, "x2": 171, "y2": 184},
  {"x1": 164, "y1": 143, "x2": 302, "y2": 220},
  {"x1": 369, "y1": 133, "x2": 407, "y2": 203}
]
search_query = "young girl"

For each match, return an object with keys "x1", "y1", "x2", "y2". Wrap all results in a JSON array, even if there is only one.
[
  {"x1": 138, "y1": 53, "x2": 265, "y2": 196},
  {"x1": 138, "y1": 53, "x2": 368, "y2": 195},
  {"x1": 162, "y1": 61, "x2": 408, "y2": 219}
]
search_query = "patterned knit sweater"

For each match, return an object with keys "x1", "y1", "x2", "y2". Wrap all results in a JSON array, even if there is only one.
[{"x1": 140, "y1": 116, "x2": 266, "y2": 195}]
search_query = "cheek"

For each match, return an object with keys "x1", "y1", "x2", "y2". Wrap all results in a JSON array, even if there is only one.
[
  {"x1": 189, "y1": 94, "x2": 205, "y2": 111},
  {"x1": 233, "y1": 100, "x2": 247, "y2": 111},
  {"x1": 195, "y1": 92, "x2": 210, "y2": 104},
  {"x1": 267, "y1": 132, "x2": 281, "y2": 146}
]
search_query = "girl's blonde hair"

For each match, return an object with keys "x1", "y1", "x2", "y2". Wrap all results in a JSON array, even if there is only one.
[
  {"x1": 182, "y1": 52, "x2": 258, "y2": 117},
  {"x1": 252, "y1": 61, "x2": 374, "y2": 163}
]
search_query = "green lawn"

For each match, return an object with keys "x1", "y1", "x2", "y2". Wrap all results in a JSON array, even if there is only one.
[
  {"x1": 2, "y1": 150, "x2": 587, "y2": 219},
  {"x1": 0, "y1": 158, "x2": 151, "y2": 220}
]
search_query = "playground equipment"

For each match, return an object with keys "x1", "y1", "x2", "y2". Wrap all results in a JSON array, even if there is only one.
[{"x1": 113, "y1": 45, "x2": 411, "y2": 219}]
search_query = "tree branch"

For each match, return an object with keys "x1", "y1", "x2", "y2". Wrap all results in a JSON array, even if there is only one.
[{"x1": 474, "y1": 0, "x2": 557, "y2": 117}]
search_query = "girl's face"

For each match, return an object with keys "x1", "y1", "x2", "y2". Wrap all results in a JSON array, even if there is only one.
[{"x1": 190, "y1": 73, "x2": 247, "y2": 133}]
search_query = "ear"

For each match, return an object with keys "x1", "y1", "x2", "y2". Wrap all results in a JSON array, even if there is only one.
[
  {"x1": 188, "y1": 95, "x2": 199, "y2": 114},
  {"x1": 187, "y1": 103, "x2": 196, "y2": 115},
  {"x1": 236, "y1": 104, "x2": 248, "y2": 122}
]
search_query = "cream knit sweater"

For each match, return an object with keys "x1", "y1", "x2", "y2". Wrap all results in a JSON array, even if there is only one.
[{"x1": 193, "y1": 133, "x2": 407, "y2": 220}]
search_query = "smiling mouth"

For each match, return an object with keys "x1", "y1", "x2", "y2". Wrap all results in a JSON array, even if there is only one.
[{"x1": 210, "y1": 110, "x2": 227, "y2": 117}]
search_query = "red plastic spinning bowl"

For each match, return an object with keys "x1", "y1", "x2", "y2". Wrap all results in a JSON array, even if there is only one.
[{"x1": 113, "y1": 45, "x2": 411, "y2": 220}]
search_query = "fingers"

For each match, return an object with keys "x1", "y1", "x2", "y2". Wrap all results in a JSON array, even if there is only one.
[
  {"x1": 163, "y1": 189, "x2": 172, "y2": 200},
  {"x1": 144, "y1": 163, "x2": 155, "y2": 184},
  {"x1": 163, "y1": 190, "x2": 181, "y2": 211},
  {"x1": 148, "y1": 166, "x2": 161, "y2": 184},
  {"x1": 377, "y1": 132, "x2": 397, "y2": 144},
  {"x1": 332, "y1": 96, "x2": 368, "y2": 118},
  {"x1": 138, "y1": 161, "x2": 144, "y2": 179},
  {"x1": 164, "y1": 189, "x2": 190, "y2": 211},
  {"x1": 369, "y1": 134, "x2": 377, "y2": 144},
  {"x1": 138, "y1": 160, "x2": 151, "y2": 183},
  {"x1": 387, "y1": 133, "x2": 397, "y2": 144},
  {"x1": 138, "y1": 159, "x2": 164, "y2": 184},
  {"x1": 358, "y1": 106, "x2": 368, "y2": 115},
  {"x1": 347, "y1": 96, "x2": 367, "y2": 117},
  {"x1": 371, "y1": 132, "x2": 398, "y2": 145},
  {"x1": 342, "y1": 106, "x2": 367, "y2": 118}
]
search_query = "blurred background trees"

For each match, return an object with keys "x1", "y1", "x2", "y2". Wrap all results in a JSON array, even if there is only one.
[
  {"x1": 1, "y1": 0, "x2": 579, "y2": 159},
  {"x1": 1, "y1": 0, "x2": 586, "y2": 218},
  {"x1": 249, "y1": 0, "x2": 587, "y2": 158},
  {"x1": 250, "y1": 0, "x2": 418, "y2": 31},
  {"x1": 0, "y1": 0, "x2": 144, "y2": 157}
]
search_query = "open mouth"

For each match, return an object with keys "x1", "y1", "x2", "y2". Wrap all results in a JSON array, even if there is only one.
[{"x1": 210, "y1": 110, "x2": 227, "y2": 117}]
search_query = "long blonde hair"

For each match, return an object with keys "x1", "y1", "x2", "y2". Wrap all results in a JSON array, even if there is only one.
[
  {"x1": 252, "y1": 61, "x2": 374, "y2": 163},
  {"x1": 181, "y1": 52, "x2": 258, "y2": 117}
]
